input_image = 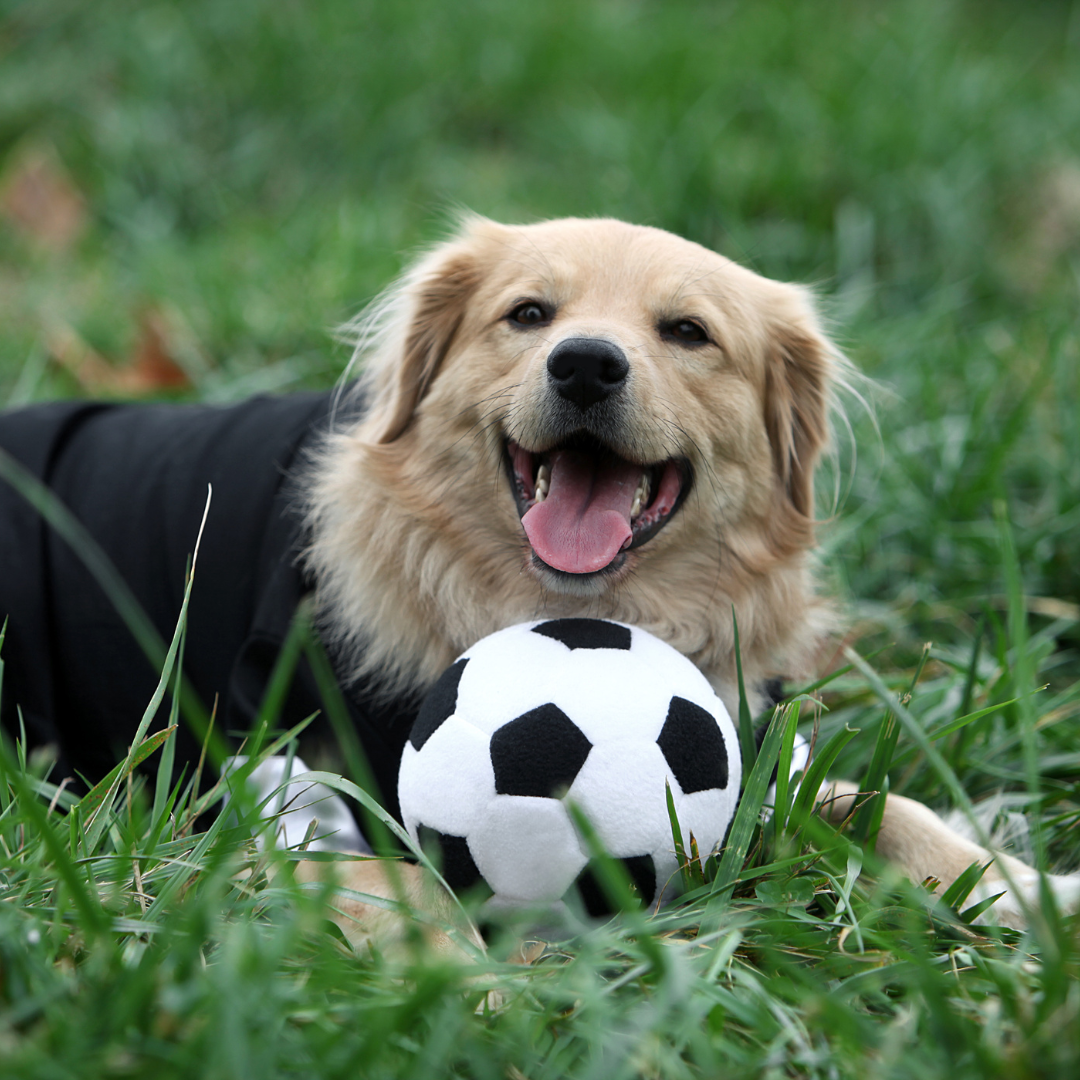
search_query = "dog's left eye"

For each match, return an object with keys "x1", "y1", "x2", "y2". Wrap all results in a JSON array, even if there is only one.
[
  {"x1": 662, "y1": 319, "x2": 708, "y2": 344},
  {"x1": 508, "y1": 302, "x2": 550, "y2": 327}
]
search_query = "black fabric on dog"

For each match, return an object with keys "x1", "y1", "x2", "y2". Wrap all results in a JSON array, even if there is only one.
[
  {"x1": 657, "y1": 696, "x2": 729, "y2": 794},
  {"x1": 410, "y1": 658, "x2": 468, "y2": 750},
  {"x1": 531, "y1": 618, "x2": 631, "y2": 651},
  {"x1": 417, "y1": 826, "x2": 483, "y2": 892},
  {"x1": 0, "y1": 392, "x2": 414, "y2": 823},
  {"x1": 490, "y1": 703, "x2": 593, "y2": 798}
]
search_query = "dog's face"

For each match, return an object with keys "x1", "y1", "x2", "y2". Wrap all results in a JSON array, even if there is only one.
[
  {"x1": 364, "y1": 217, "x2": 832, "y2": 592},
  {"x1": 311, "y1": 216, "x2": 837, "y2": 698}
]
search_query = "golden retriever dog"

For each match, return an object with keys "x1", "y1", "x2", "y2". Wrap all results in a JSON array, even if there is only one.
[
  {"x1": 1, "y1": 214, "x2": 1074, "y2": 956},
  {"x1": 291, "y1": 215, "x2": 1077, "y2": 948},
  {"x1": 305, "y1": 214, "x2": 831, "y2": 713}
]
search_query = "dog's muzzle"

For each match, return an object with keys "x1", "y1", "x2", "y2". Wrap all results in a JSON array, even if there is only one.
[{"x1": 502, "y1": 337, "x2": 691, "y2": 579}]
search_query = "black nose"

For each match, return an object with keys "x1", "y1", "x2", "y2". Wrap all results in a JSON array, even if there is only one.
[{"x1": 546, "y1": 338, "x2": 630, "y2": 411}]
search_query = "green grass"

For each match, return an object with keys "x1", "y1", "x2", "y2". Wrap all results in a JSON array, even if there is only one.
[{"x1": 1, "y1": 0, "x2": 1079, "y2": 1075}]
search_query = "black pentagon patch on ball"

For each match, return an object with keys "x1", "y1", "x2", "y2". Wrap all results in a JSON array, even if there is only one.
[
  {"x1": 410, "y1": 658, "x2": 469, "y2": 750},
  {"x1": 576, "y1": 854, "x2": 657, "y2": 916},
  {"x1": 657, "y1": 696, "x2": 729, "y2": 794},
  {"x1": 532, "y1": 618, "x2": 631, "y2": 651},
  {"x1": 417, "y1": 825, "x2": 484, "y2": 892},
  {"x1": 490, "y1": 703, "x2": 592, "y2": 798}
]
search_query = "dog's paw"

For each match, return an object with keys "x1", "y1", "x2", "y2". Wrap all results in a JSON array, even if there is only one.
[{"x1": 967, "y1": 867, "x2": 1080, "y2": 931}]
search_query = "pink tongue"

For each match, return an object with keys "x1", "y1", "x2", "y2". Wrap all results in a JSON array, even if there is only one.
[{"x1": 522, "y1": 450, "x2": 642, "y2": 573}]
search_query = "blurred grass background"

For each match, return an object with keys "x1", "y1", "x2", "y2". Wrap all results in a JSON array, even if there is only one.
[
  {"x1": 1, "y1": 1, "x2": 1079, "y2": 1076},
  {"x1": 2, "y1": 0, "x2": 1077, "y2": 655}
]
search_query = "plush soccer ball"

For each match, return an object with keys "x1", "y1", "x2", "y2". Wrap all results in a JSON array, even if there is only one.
[{"x1": 397, "y1": 618, "x2": 740, "y2": 914}]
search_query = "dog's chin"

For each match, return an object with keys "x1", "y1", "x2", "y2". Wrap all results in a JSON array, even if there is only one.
[{"x1": 526, "y1": 550, "x2": 630, "y2": 596}]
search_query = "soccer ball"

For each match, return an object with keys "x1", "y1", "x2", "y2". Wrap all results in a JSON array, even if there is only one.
[{"x1": 397, "y1": 618, "x2": 740, "y2": 913}]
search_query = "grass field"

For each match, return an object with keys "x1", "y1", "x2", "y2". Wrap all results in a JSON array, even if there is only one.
[{"x1": 1, "y1": 0, "x2": 1079, "y2": 1076}]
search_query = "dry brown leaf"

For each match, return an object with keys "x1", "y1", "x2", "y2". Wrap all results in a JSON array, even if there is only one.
[
  {"x1": 46, "y1": 309, "x2": 191, "y2": 395},
  {"x1": 0, "y1": 142, "x2": 87, "y2": 253},
  {"x1": 125, "y1": 309, "x2": 192, "y2": 392}
]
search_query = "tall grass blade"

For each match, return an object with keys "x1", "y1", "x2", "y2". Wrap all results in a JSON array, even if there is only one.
[
  {"x1": 788, "y1": 724, "x2": 861, "y2": 840},
  {"x1": 151, "y1": 653, "x2": 184, "y2": 836},
  {"x1": 566, "y1": 800, "x2": 645, "y2": 915},
  {"x1": 83, "y1": 488, "x2": 212, "y2": 853},
  {"x1": 854, "y1": 712, "x2": 898, "y2": 845},
  {"x1": 768, "y1": 702, "x2": 800, "y2": 849},
  {"x1": 995, "y1": 500, "x2": 1045, "y2": 866},
  {"x1": 941, "y1": 859, "x2": 992, "y2": 910},
  {"x1": 731, "y1": 607, "x2": 756, "y2": 781},
  {"x1": 956, "y1": 618, "x2": 984, "y2": 724},
  {"x1": 704, "y1": 704, "x2": 787, "y2": 924},
  {"x1": 80, "y1": 726, "x2": 177, "y2": 819},
  {"x1": 959, "y1": 891, "x2": 1007, "y2": 925},
  {"x1": 666, "y1": 778, "x2": 703, "y2": 890}
]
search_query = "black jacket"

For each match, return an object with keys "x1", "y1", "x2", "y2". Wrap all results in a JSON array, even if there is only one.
[{"x1": 0, "y1": 392, "x2": 414, "y2": 819}]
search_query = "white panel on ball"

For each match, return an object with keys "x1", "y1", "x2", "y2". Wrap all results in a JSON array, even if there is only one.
[
  {"x1": 469, "y1": 796, "x2": 588, "y2": 902},
  {"x1": 566, "y1": 740, "x2": 675, "y2": 858},
  {"x1": 397, "y1": 715, "x2": 495, "y2": 836}
]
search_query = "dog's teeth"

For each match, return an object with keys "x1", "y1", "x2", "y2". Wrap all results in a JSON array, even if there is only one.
[
  {"x1": 534, "y1": 464, "x2": 551, "y2": 503},
  {"x1": 630, "y1": 474, "x2": 650, "y2": 519}
]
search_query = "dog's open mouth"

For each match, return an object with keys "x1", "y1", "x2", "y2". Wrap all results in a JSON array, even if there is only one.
[{"x1": 505, "y1": 436, "x2": 690, "y2": 575}]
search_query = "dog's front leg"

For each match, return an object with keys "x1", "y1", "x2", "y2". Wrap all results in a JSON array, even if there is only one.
[
  {"x1": 820, "y1": 780, "x2": 1080, "y2": 929},
  {"x1": 294, "y1": 857, "x2": 486, "y2": 960}
]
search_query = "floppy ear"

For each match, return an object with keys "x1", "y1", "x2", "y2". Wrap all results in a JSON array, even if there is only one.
[
  {"x1": 358, "y1": 239, "x2": 482, "y2": 444},
  {"x1": 762, "y1": 291, "x2": 834, "y2": 520}
]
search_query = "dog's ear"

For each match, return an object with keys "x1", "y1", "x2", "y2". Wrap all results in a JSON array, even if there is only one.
[
  {"x1": 360, "y1": 239, "x2": 482, "y2": 444},
  {"x1": 762, "y1": 291, "x2": 835, "y2": 520}
]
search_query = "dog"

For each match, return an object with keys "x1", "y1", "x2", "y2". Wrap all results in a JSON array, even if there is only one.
[{"x1": 0, "y1": 215, "x2": 1074, "y2": 949}]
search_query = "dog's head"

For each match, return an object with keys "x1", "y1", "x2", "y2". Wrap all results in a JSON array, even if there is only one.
[
  {"x1": 315, "y1": 216, "x2": 840, "y2": 696},
  {"x1": 355, "y1": 216, "x2": 834, "y2": 589}
]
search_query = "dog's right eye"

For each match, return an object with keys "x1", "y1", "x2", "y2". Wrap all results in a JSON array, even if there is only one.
[
  {"x1": 508, "y1": 302, "x2": 549, "y2": 327},
  {"x1": 661, "y1": 318, "x2": 709, "y2": 345}
]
